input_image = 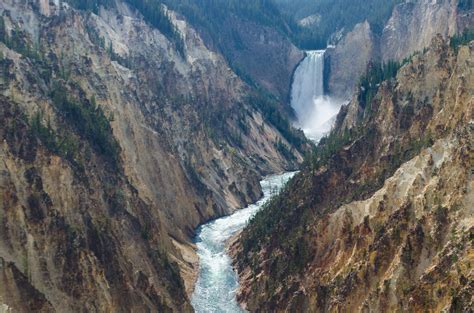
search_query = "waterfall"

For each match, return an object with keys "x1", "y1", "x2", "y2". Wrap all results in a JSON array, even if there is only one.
[
  {"x1": 291, "y1": 50, "x2": 325, "y2": 115},
  {"x1": 290, "y1": 50, "x2": 342, "y2": 141}
]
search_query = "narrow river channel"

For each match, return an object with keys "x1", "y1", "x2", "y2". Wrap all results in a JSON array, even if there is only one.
[{"x1": 191, "y1": 172, "x2": 296, "y2": 313}]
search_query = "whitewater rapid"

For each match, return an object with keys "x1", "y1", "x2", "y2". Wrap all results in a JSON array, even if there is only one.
[
  {"x1": 191, "y1": 172, "x2": 296, "y2": 313},
  {"x1": 290, "y1": 50, "x2": 343, "y2": 141}
]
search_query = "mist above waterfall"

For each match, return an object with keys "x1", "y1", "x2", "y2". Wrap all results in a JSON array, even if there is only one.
[{"x1": 291, "y1": 50, "x2": 343, "y2": 141}]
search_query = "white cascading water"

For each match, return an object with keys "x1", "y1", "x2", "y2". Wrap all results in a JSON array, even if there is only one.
[
  {"x1": 191, "y1": 50, "x2": 343, "y2": 313},
  {"x1": 291, "y1": 50, "x2": 342, "y2": 141},
  {"x1": 191, "y1": 172, "x2": 296, "y2": 313}
]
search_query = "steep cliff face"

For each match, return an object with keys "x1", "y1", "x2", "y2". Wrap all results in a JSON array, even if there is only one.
[
  {"x1": 221, "y1": 16, "x2": 303, "y2": 101},
  {"x1": 160, "y1": 0, "x2": 304, "y2": 101},
  {"x1": 0, "y1": 94, "x2": 191, "y2": 312},
  {"x1": 327, "y1": 0, "x2": 472, "y2": 99},
  {"x1": 325, "y1": 21, "x2": 377, "y2": 99},
  {"x1": 233, "y1": 37, "x2": 473, "y2": 312},
  {"x1": 0, "y1": 0, "x2": 306, "y2": 311},
  {"x1": 381, "y1": 0, "x2": 458, "y2": 61}
]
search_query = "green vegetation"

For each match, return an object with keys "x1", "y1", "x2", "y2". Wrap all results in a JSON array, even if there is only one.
[
  {"x1": 107, "y1": 43, "x2": 132, "y2": 68},
  {"x1": 0, "y1": 16, "x2": 6, "y2": 43},
  {"x1": 358, "y1": 60, "x2": 402, "y2": 111},
  {"x1": 247, "y1": 92, "x2": 307, "y2": 152},
  {"x1": 240, "y1": 45, "x2": 443, "y2": 280},
  {"x1": 458, "y1": 0, "x2": 473, "y2": 10},
  {"x1": 0, "y1": 18, "x2": 101, "y2": 170},
  {"x1": 0, "y1": 55, "x2": 12, "y2": 85},
  {"x1": 65, "y1": 0, "x2": 185, "y2": 56},
  {"x1": 123, "y1": 0, "x2": 185, "y2": 56},
  {"x1": 0, "y1": 16, "x2": 44, "y2": 62},
  {"x1": 59, "y1": 0, "x2": 405, "y2": 52},
  {"x1": 275, "y1": 0, "x2": 402, "y2": 49},
  {"x1": 148, "y1": 247, "x2": 187, "y2": 302},
  {"x1": 0, "y1": 16, "x2": 53, "y2": 84},
  {"x1": 241, "y1": 179, "x2": 293, "y2": 252},
  {"x1": 450, "y1": 28, "x2": 474, "y2": 52},
  {"x1": 198, "y1": 90, "x2": 307, "y2": 157},
  {"x1": 163, "y1": 0, "x2": 288, "y2": 35},
  {"x1": 163, "y1": 0, "x2": 402, "y2": 51},
  {"x1": 84, "y1": 24, "x2": 132, "y2": 67},
  {"x1": 65, "y1": 0, "x2": 115, "y2": 14},
  {"x1": 242, "y1": 115, "x2": 435, "y2": 279},
  {"x1": 30, "y1": 111, "x2": 81, "y2": 168},
  {"x1": 85, "y1": 23, "x2": 106, "y2": 49},
  {"x1": 308, "y1": 128, "x2": 352, "y2": 171},
  {"x1": 274, "y1": 139, "x2": 296, "y2": 161},
  {"x1": 161, "y1": 0, "x2": 289, "y2": 72},
  {"x1": 49, "y1": 82, "x2": 120, "y2": 165}
]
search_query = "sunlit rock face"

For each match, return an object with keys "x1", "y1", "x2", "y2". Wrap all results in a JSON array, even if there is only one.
[
  {"x1": 326, "y1": 21, "x2": 376, "y2": 100},
  {"x1": 381, "y1": 0, "x2": 458, "y2": 61},
  {"x1": 326, "y1": 0, "x2": 470, "y2": 99}
]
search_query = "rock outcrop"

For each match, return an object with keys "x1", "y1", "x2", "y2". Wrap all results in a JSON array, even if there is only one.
[
  {"x1": 327, "y1": 0, "x2": 472, "y2": 99},
  {"x1": 381, "y1": 0, "x2": 458, "y2": 61},
  {"x1": 325, "y1": 21, "x2": 377, "y2": 99},
  {"x1": 221, "y1": 16, "x2": 304, "y2": 101},
  {"x1": 233, "y1": 37, "x2": 473, "y2": 312}
]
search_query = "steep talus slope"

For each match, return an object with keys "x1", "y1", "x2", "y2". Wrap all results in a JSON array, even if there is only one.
[
  {"x1": 327, "y1": 0, "x2": 473, "y2": 99},
  {"x1": 233, "y1": 37, "x2": 473, "y2": 312},
  {"x1": 0, "y1": 95, "x2": 190, "y2": 312},
  {"x1": 0, "y1": 0, "x2": 306, "y2": 311}
]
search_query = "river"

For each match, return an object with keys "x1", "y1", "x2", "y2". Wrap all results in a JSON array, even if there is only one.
[
  {"x1": 191, "y1": 48, "x2": 338, "y2": 312},
  {"x1": 191, "y1": 172, "x2": 296, "y2": 313}
]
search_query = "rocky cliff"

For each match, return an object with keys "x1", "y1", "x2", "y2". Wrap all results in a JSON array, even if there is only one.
[
  {"x1": 327, "y1": 0, "x2": 472, "y2": 99},
  {"x1": 233, "y1": 36, "x2": 473, "y2": 312},
  {"x1": 381, "y1": 0, "x2": 459, "y2": 61},
  {"x1": 221, "y1": 16, "x2": 303, "y2": 102},
  {"x1": 325, "y1": 21, "x2": 377, "y2": 100},
  {"x1": 0, "y1": 0, "x2": 306, "y2": 311},
  {"x1": 161, "y1": 0, "x2": 304, "y2": 102}
]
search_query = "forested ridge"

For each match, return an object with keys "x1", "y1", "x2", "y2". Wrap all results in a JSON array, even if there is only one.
[
  {"x1": 275, "y1": 0, "x2": 403, "y2": 49},
  {"x1": 63, "y1": 0, "x2": 406, "y2": 53},
  {"x1": 65, "y1": 0, "x2": 185, "y2": 55},
  {"x1": 62, "y1": 0, "x2": 474, "y2": 53}
]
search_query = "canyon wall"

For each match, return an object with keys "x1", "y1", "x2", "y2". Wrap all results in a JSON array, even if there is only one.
[
  {"x1": 325, "y1": 21, "x2": 376, "y2": 100},
  {"x1": 233, "y1": 36, "x2": 473, "y2": 312},
  {"x1": 221, "y1": 16, "x2": 304, "y2": 101},
  {"x1": 327, "y1": 0, "x2": 471, "y2": 99}
]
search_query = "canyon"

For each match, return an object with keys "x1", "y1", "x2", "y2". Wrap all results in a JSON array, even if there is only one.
[
  {"x1": 0, "y1": 0, "x2": 305, "y2": 311},
  {"x1": 326, "y1": 0, "x2": 474, "y2": 99},
  {"x1": 233, "y1": 32, "x2": 473, "y2": 313},
  {"x1": 0, "y1": 0, "x2": 472, "y2": 312}
]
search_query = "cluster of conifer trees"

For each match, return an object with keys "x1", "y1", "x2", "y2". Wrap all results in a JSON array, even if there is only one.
[
  {"x1": 276, "y1": 0, "x2": 403, "y2": 49},
  {"x1": 458, "y1": 0, "x2": 473, "y2": 10},
  {"x1": 65, "y1": 0, "x2": 185, "y2": 56},
  {"x1": 358, "y1": 60, "x2": 402, "y2": 111},
  {"x1": 450, "y1": 27, "x2": 474, "y2": 52}
]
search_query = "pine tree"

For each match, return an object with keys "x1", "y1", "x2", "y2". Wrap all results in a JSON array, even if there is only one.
[{"x1": 0, "y1": 16, "x2": 6, "y2": 44}]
